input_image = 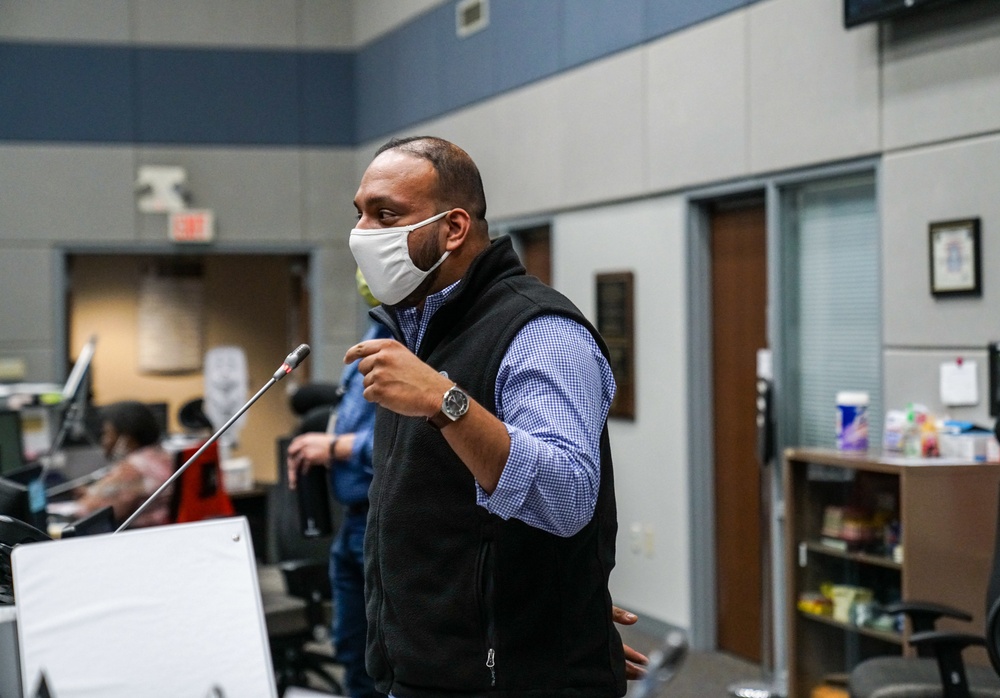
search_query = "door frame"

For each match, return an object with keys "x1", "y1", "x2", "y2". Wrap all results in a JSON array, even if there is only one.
[
  {"x1": 685, "y1": 156, "x2": 879, "y2": 682},
  {"x1": 51, "y1": 242, "x2": 321, "y2": 384}
]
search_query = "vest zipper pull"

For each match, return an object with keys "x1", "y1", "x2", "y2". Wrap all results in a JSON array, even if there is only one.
[{"x1": 486, "y1": 647, "x2": 495, "y2": 686}]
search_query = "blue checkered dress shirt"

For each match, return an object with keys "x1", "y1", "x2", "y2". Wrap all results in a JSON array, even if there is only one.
[{"x1": 393, "y1": 281, "x2": 615, "y2": 537}]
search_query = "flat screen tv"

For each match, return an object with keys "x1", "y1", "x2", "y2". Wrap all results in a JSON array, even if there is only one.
[{"x1": 845, "y1": 0, "x2": 967, "y2": 27}]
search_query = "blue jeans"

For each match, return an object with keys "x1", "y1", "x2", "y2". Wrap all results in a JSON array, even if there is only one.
[{"x1": 332, "y1": 512, "x2": 383, "y2": 698}]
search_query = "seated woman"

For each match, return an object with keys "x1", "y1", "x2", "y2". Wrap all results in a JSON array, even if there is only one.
[{"x1": 74, "y1": 400, "x2": 175, "y2": 528}]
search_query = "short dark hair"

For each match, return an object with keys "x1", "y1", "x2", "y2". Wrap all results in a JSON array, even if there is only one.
[
  {"x1": 101, "y1": 401, "x2": 162, "y2": 448},
  {"x1": 375, "y1": 136, "x2": 488, "y2": 224}
]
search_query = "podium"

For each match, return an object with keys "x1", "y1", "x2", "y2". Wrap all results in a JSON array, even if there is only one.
[{"x1": 11, "y1": 516, "x2": 277, "y2": 697}]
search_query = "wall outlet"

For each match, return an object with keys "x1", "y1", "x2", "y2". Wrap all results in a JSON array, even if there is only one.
[{"x1": 629, "y1": 522, "x2": 642, "y2": 554}]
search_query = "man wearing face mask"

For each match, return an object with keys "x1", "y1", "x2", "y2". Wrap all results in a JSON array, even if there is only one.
[
  {"x1": 287, "y1": 268, "x2": 390, "y2": 698},
  {"x1": 349, "y1": 136, "x2": 627, "y2": 698}
]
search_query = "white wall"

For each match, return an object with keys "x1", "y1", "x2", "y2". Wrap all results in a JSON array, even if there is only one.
[{"x1": 553, "y1": 196, "x2": 691, "y2": 626}]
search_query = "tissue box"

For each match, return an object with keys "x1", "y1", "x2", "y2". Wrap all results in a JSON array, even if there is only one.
[
  {"x1": 939, "y1": 432, "x2": 993, "y2": 461},
  {"x1": 221, "y1": 456, "x2": 253, "y2": 492}
]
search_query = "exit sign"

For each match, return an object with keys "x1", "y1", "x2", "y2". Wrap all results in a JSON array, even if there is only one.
[{"x1": 170, "y1": 210, "x2": 215, "y2": 243}]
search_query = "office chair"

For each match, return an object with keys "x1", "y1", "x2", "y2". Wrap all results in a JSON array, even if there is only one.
[
  {"x1": 169, "y1": 439, "x2": 235, "y2": 524},
  {"x1": 265, "y1": 436, "x2": 344, "y2": 696},
  {"x1": 848, "y1": 481, "x2": 1000, "y2": 698}
]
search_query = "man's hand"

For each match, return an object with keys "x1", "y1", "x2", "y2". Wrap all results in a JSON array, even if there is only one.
[
  {"x1": 613, "y1": 606, "x2": 650, "y2": 680},
  {"x1": 347, "y1": 338, "x2": 451, "y2": 418},
  {"x1": 286, "y1": 432, "x2": 334, "y2": 490},
  {"x1": 347, "y1": 337, "x2": 510, "y2": 494}
]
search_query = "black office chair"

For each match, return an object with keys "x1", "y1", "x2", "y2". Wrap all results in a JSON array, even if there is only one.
[
  {"x1": 848, "y1": 480, "x2": 1000, "y2": 698},
  {"x1": 265, "y1": 436, "x2": 344, "y2": 696}
]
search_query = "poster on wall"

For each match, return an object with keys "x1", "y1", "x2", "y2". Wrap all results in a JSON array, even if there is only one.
[{"x1": 137, "y1": 271, "x2": 204, "y2": 373}]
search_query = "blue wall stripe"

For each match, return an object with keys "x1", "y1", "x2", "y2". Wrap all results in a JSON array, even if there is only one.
[
  {"x1": 0, "y1": 44, "x2": 135, "y2": 142},
  {"x1": 561, "y1": 0, "x2": 645, "y2": 70},
  {"x1": 0, "y1": 0, "x2": 756, "y2": 147},
  {"x1": 135, "y1": 48, "x2": 302, "y2": 145}
]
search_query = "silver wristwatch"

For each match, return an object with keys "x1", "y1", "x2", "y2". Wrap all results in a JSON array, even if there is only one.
[{"x1": 428, "y1": 384, "x2": 470, "y2": 429}]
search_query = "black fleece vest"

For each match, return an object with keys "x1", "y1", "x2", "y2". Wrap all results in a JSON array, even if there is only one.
[{"x1": 365, "y1": 236, "x2": 626, "y2": 698}]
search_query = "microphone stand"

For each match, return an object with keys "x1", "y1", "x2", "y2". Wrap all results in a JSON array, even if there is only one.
[{"x1": 115, "y1": 345, "x2": 310, "y2": 534}]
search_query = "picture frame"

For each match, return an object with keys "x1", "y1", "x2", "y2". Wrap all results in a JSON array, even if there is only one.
[
  {"x1": 595, "y1": 271, "x2": 635, "y2": 420},
  {"x1": 929, "y1": 218, "x2": 981, "y2": 298}
]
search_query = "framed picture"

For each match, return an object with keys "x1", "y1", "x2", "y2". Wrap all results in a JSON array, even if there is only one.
[
  {"x1": 929, "y1": 218, "x2": 981, "y2": 297},
  {"x1": 595, "y1": 271, "x2": 635, "y2": 420}
]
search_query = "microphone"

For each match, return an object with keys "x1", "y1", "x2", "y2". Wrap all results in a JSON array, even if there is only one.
[
  {"x1": 273, "y1": 344, "x2": 310, "y2": 381},
  {"x1": 631, "y1": 630, "x2": 688, "y2": 698},
  {"x1": 115, "y1": 345, "x2": 311, "y2": 533}
]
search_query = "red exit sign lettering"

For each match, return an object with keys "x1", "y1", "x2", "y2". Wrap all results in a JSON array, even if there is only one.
[{"x1": 170, "y1": 210, "x2": 215, "y2": 243}]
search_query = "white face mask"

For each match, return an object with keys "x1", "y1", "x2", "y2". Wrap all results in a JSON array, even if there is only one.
[{"x1": 349, "y1": 211, "x2": 451, "y2": 305}]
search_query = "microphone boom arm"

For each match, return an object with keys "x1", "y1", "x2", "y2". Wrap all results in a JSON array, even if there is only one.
[{"x1": 115, "y1": 344, "x2": 309, "y2": 534}]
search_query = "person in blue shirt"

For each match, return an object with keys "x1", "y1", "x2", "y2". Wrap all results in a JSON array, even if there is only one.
[
  {"x1": 347, "y1": 136, "x2": 628, "y2": 697},
  {"x1": 287, "y1": 269, "x2": 389, "y2": 698}
]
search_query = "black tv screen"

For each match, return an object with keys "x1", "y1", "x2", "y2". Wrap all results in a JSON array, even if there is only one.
[{"x1": 845, "y1": 0, "x2": 966, "y2": 27}]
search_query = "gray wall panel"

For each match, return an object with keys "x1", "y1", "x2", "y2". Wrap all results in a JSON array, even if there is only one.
[
  {"x1": 0, "y1": 0, "x2": 131, "y2": 43},
  {"x1": 881, "y1": 0, "x2": 1000, "y2": 151},
  {"x1": 884, "y1": 348, "x2": 992, "y2": 426},
  {"x1": 301, "y1": 149, "x2": 358, "y2": 243},
  {"x1": 881, "y1": 133, "x2": 1000, "y2": 348},
  {"x1": 133, "y1": 0, "x2": 301, "y2": 48},
  {"x1": 133, "y1": 148, "x2": 303, "y2": 244},
  {"x1": 553, "y1": 51, "x2": 647, "y2": 209},
  {"x1": 748, "y1": 0, "x2": 880, "y2": 174},
  {"x1": 0, "y1": 145, "x2": 136, "y2": 242},
  {"x1": 0, "y1": 248, "x2": 54, "y2": 345},
  {"x1": 300, "y1": 0, "x2": 354, "y2": 49},
  {"x1": 646, "y1": 12, "x2": 750, "y2": 193}
]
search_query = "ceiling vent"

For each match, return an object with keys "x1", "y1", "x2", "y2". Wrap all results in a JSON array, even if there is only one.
[{"x1": 456, "y1": 0, "x2": 489, "y2": 38}]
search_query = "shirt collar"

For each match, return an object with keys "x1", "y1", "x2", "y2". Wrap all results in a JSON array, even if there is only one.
[{"x1": 395, "y1": 280, "x2": 462, "y2": 354}]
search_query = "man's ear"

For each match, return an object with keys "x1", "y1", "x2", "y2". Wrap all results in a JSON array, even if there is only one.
[{"x1": 443, "y1": 208, "x2": 472, "y2": 251}]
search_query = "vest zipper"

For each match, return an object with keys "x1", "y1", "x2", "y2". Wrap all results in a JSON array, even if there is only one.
[{"x1": 478, "y1": 536, "x2": 497, "y2": 688}]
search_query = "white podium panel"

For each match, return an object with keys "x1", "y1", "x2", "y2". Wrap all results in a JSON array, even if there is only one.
[{"x1": 12, "y1": 516, "x2": 276, "y2": 698}]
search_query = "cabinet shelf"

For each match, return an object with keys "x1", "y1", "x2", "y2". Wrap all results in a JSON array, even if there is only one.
[
  {"x1": 783, "y1": 447, "x2": 1000, "y2": 698},
  {"x1": 802, "y1": 540, "x2": 901, "y2": 570},
  {"x1": 797, "y1": 609, "x2": 902, "y2": 645}
]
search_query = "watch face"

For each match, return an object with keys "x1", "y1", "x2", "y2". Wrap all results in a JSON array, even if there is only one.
[{"x1": 443, "y1": 386, "x2": 469, "y2": 420}]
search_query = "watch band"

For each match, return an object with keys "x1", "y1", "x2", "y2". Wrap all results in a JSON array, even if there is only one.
[{"x1": 428, "y1": 410, "x2": 453, "y2": 430}]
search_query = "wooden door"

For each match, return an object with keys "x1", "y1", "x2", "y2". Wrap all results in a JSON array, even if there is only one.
[
  {"x1": 514, "y1": 224, "x2": 551, "y2": 286},
  {"x1": 711, "y1": 202, "x2": 768, "y2": 662}
]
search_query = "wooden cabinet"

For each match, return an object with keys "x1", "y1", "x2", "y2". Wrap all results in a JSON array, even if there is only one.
[{"x1": 783, "y1": 447, "x2": 1000, "y2": 698}]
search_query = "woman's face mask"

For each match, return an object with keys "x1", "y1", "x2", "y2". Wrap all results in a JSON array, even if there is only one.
[{"x1": 349, "y1": 210, "x2": 451, "y2": 306}]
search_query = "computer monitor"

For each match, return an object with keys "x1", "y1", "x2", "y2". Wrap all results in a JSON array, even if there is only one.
[
  {"x1": 61, "y1": 505, "x2": 115, "y2": 538},
  {"x1": 0, "y1": 411, "x2": 25, "y2": 477},
  {"x1": 145, "y1": 402, "x2": 169, "y2": 438},
  {"x1": 4, "y1": 464, "x2": 46, "y2": 530},
  {"x1": 62, "y1": 335, "x2": 97, "y2": 404},
  {"x1": 51, "y1": 336, "x2": 98, "y2": 453}
]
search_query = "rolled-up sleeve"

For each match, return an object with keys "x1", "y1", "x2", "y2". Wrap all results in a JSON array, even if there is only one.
[{"x1": 476, "y1": 315, "x2": 615, "y2": 537}]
